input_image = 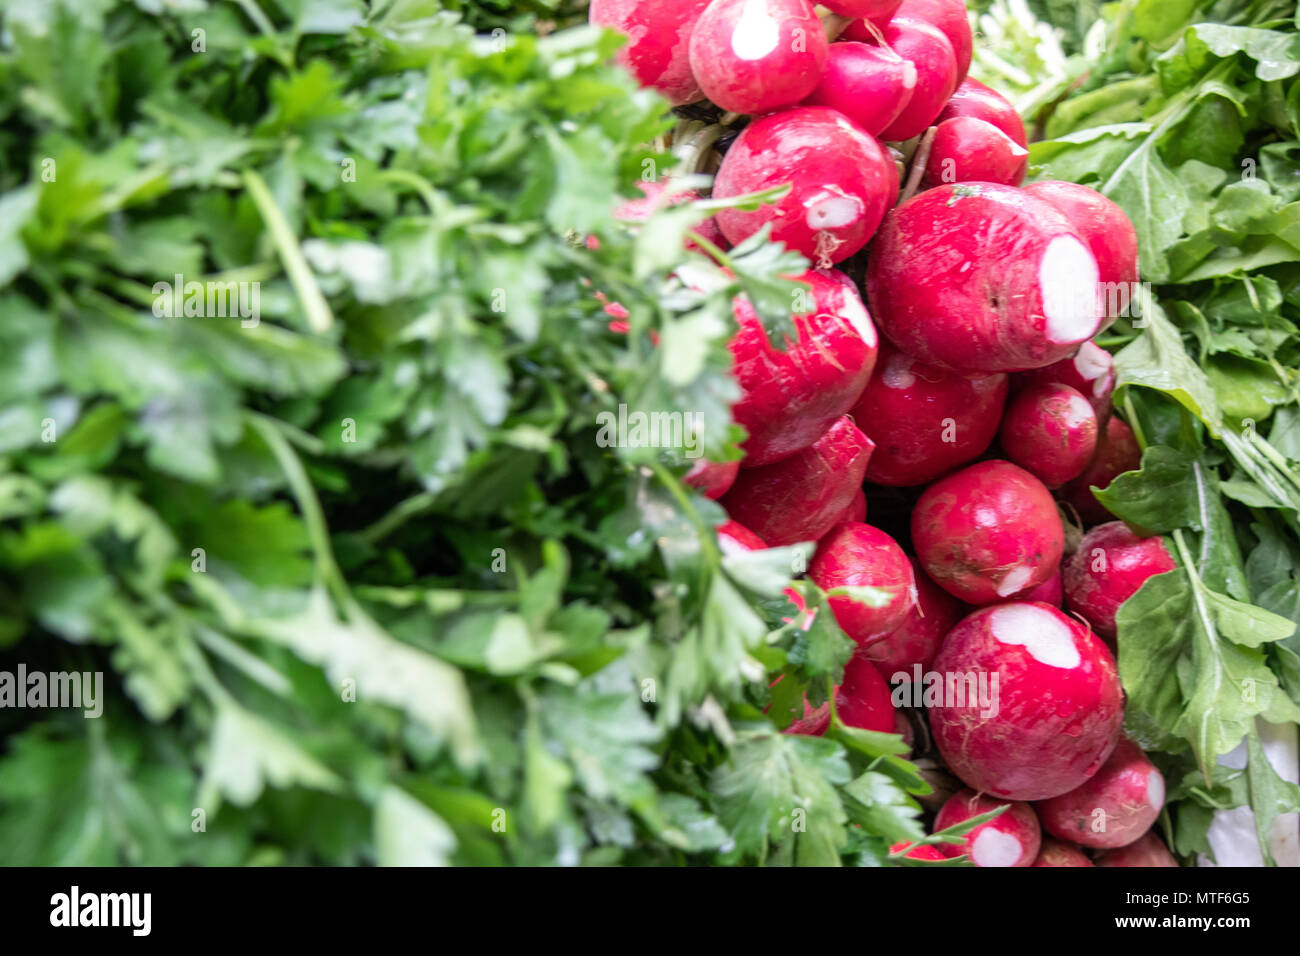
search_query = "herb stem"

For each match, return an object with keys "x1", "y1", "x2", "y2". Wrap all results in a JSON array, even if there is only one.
[{"x1": 243, "y1": 168, "x2": 335, "y2": 334}]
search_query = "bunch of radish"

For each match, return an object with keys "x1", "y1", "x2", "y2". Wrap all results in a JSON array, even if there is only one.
[{"x1": 594, "y1": 0, "x2": 1181, "y2": 866}]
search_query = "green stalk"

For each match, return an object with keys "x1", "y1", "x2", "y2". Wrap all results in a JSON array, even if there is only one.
[
  {"x1": 243, "y1": 169, "x2": 334, "y2": 334},
  {"x1": 247, "y1": 411, "x2": 350, "y2": 606}
]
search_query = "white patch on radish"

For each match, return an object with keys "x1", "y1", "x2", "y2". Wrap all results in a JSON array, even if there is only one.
[
  {"x1": 995, "y1": 564, "x2": 1035, "y2": 598},
  {"x1": 901, "y1": 61, "x2": 917, "y2": 91},
  {"x1": 883, "y1": 356, "x2": 915, "y2": 389},
  {"x1": 971, "y1": 827, "x2": 1023, "y2": 867},
  {"x1": 731, "y1": 2, "x2": 780, "y2": 61},
  {"x1": 1039, "y1": 236, "x2": 1101, "y2": 344},
  {"x1": 1073, "y1": 341, "x2": 1109, "y2": 384},
  {"x1": 836, "y1": 292, "x2": 876, "y2": 346},
  {"x1": 1147, "y1": 770, "x2": 1165, "y2": 811},
  {"x1": 1061, "y1": 393, "x2": 1094, "y2": 429},
  {"x1": 991, "y1": 604, "x2": 1081, "y2": 669},
  {"x1": 804, "y1": 191, "x2": 863, "y2": 230}
]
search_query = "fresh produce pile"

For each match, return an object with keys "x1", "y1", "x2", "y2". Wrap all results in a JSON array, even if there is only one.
[
  {"x1": 0, "y1": 0, "x2": 1295, "y2": 867},
  {"x1": 588, "y1": 0, "x2": 1300, "y2": 867}
]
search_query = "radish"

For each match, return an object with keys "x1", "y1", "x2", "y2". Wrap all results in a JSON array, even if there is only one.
[
  {"x1": 1094, "y1": 831, "x2": 1178, "y2": 867},
  {"x1": 937, "y1": 76, "x2": 1028, "y2": 148},
  {"x1": 912, "y1": 460, "x2": 1065, "y2": 605},
  {"x1": 851, "y1": 340, "x2": 1008, "y2": 487},
  {"x1": 823, "y1": 0, "x2": 903, "y2": 18},
  {"x1": 894, "y1": 0, "x2": 973, "y2": 82},
  {"x1": 729, "y1": 268, "x2": 878, "y2": 466},
  {"x1": 890, "y1": 841, "x2": 947, "y2": 861},
  {"x1": 688, "y1": 0, "x2": 827, "y2": 115},
  {"x1": 614, "y1": 178, "x2": 727, "y2": 253},
  {"x1": 778, "y1": 652, "x2": 894, "y2": 736},
  {"x1": 590, "y1": 0, "x2": 712, "y2": 105},
  {"x1": 1014, "y1": 341, "x2": 1116, "y2": 425},
  {"x1": 864, "y1": 557, "x2": 964, "y2": 677},
  {"x1": 716, "y1": 519, "x2": 768, "y2": 554},
  {"x1": 828, "y1": 488, "x2": 868, "y2": 529},
  {"x1": 928, "y1": 602, "x2": 1124, "y2": 800},
  {"x1": 1063, "y1": 522, "x2": 1177, "y2": 641},
  {"x1": 869, "y1": 18, "x2": 957, "y2": 142},
  {"x1": 933, "y1": 790, "x2": 1042, "y2": 867},
  {"x1": 837, "y1": 652, "x2": 896, "y2": 732},
  {"x1": 1023, "y1": 181, "x2": 1140, "y2": 324},
  {"x1": 1036, "y1": 738, "x2": 1166, "y2": 849},
  {"x1": 686, "y1": 459, "x2": 740, "y2": 499},
  {"x1": 998, "y1": 383, "x2": 1099, "y2": 489},
  {"x1": 1059, "y1": 417, "x2": 1142, "y2": 525},
  {"x1": 721, "y1": 417, "x2": 875, "y2": 545},
  {"x1": 1032, "y1": 839, "x2": 1095, "y2": 867},
  {"x1": 714, "y1": 107, "x2": 898, "y2": 266},
  {"x1": 866, "y1": 183, "x2": 1105, "y2": 373},
  {"x1": 801, "y1": 42, "x2": 917, "y2": 139},
  {"x1": 921, "y1": 116, "x2": 1029, "y2": 188},
  {"x1": 809, "y1": 522, "x2": 917, "y2": 646},
  {"x1": 781, "y1": 693, "x2": 833, "y2": 736}
]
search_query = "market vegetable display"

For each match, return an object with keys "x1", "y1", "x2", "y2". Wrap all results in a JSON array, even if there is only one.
[{"x1": 0, "y1": 0, "x2": 1297, "y2": 868}]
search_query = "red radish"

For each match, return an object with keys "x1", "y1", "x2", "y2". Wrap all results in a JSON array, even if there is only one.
[
  {"x1": 1001, "y1": 565, "x2": 1063, "y2": 607},
  {"x1": 687, "y1": 0, "x2": 827, "y2": 115},
  {"x1": 895, "y1": 0, "x2": 973, "y2": 81},
  {"x1": 890, "y1": 841, "x2": 948, "y2": 861},
  {"x1": 1094, "y1": 831, "x2": 1178, "y2": 867},
  {"x1": 864, "y1": 557, "x2": 964, "y2": 677},
  {"x1": 714, "y1": 107, "x2": 898, "y2": 266},
  {"x1": 828, "y1": 488, "x2": 868, "y2": 529},
  {"x1": 1014, "y1": 341, "x2": 1116, "y2": 425},
  {"x1": 933, "y1": 790, "x2": 1042, "y2": 867},
  {"x1": 836, "y1": 652, "x2": 897, "y2": 732},
  {"x1": 1032, "y1": 839, "x2": 1095, "y2": 867},
  {"x1": 894, "y1": 710, "x2": 915, "y2": 750},
  {"x1": 809, "y1": 522, "x2": 917, "y2": 645},
  {"x1": 824, "y1": 0, "x2": 903, "y2": 18},
  {"x1": 716, "y1": 519, "x2": 767, "y2": 554},
  {"x1": 852, "y1": 340, "x2": 1008, "y2": 487},
  {"x1": 728, "y1": 268, "x2": 878, "y2": 467},
  {"x1": 922, "y1": 116, "x2": 1029, "y2": 188},
  {"x1": 1059, "y1": 417, "x2": 1142, "y2": 525},
  {"x1": 802, "y1": 42, "x2": 916, "y2": 139},
  {"x1": 937, "y1": 77, "x2": 1028, "y2": 148},
  {"x1": 781, "y1": 694, "x2": 833, "y2": 736},
  {"x1": 589, "y1": 0, "x2": 712, "y2": 105},
  {"x1": 866, "y1": 183, "x2": 1105, "y2": 373},
  {"x1": 928, "y1": 602, "x2": 1124, "y2": 801},
  {"x1": 1036, "y1": 738, "x2": 1166, "y2": 849},
  {"x1": 1023, "y1": 181, "x2": 1141, "y2": 324},
  {"x1": 778, "y1": 653, "x2": 894, "y2": 736},
  {"x1": 999, "y1": 383, "x2": 1099, "y2": 489},
  {"x1": 912, "y1": 460, "x2": 1065, "y2": 605},
  {"x1": 721, "y1": 417, "x2": 874, "y2": 545},
  {"x1": 614, "y1": 178, "x2": 727, "y2": 252},
  {"x1": 1063, "y1": 522, "x2": 1177, "y2": 641},
  {"x1": 686, "y1": 459, "x2": 740, "y2": 499},
  {"x1": 842, "y1": 2, "x2": 906, "y2": 34},
  {"x1": 870, "y1": 18, "x2": 957, "y2": 142}
]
